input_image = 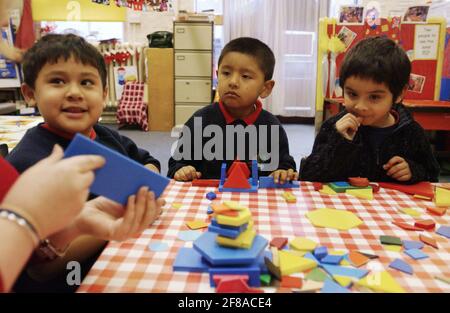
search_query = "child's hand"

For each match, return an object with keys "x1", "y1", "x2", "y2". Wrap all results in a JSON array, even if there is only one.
[
  {"x1": 74, "y1": 187, "x2": 165, "y2": 241},
  {"x1": 335, "y1": 113, "x2": 363, "y2": 141},
  {"x1": 383, "y1": 156, "x2": 412, "y2": 182},
  {"x1": 270, "y1": 169, "x2": 299, "y2": 184},
  {"x1": 145, "y1": 163, "x2": 160, "y2": 173},
  {"x1": 174, "y1": 166, "x2": 201, "y2": 182}
]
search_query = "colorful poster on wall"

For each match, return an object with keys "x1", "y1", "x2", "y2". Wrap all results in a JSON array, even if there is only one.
[
  {"x1": 0, "y1": 27, "x2": 21, "y2": 88},
  {"x1": 414, "y1": 24, "x2": 439, "y2": 60},
  {"x1": 114, "y1": 66, "x2": 138, "y2": 100}
]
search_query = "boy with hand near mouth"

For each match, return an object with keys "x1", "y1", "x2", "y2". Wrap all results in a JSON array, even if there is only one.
[{"x1": 300, "y1": 36, "x2": 439, "y2": 183}]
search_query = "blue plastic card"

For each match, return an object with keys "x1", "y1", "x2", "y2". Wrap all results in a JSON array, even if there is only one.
[{"x1": 64, "y1": 133, "x2": 170, "y2": 205}]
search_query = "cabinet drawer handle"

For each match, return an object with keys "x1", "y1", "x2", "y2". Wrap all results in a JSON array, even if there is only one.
[
  {"x1": 176, "y1": 28, "x2": 185, "y2": 33},
  {"x1": 177, "y1": 56, "x2": 186, "y2": 61}
]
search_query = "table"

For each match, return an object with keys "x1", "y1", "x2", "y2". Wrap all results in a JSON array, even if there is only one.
[
  {"x1": 0, "y1": 115, "x2": 43, "y2": 150},
  {"x1": 77, "y1": 181, "x2": 450, "y2": 293}
]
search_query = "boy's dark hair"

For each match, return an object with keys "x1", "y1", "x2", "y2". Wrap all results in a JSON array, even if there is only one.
[
  {"x1": 218, "y1": 37, "x2": 275, "y2": 81},
  {"x1": 22, "y1": 34, "x2": 107, "y2": 89},
  {"x1": 339, "y1": 36, "x2": 411, "y2": 101}
]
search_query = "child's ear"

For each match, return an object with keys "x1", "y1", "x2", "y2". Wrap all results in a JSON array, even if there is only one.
[
  {"x1": 394, "y1": 86, "x2": 408, "y2": 104},
  {"x1": 20, "y1": 83, "x2": 37, "y2": 106},
  {"x1": 260, "y1": 80, "x2": 275, "y2": 99},
  {"x1": 102, "y1": 86, "x2": 108, "y2": 103}
]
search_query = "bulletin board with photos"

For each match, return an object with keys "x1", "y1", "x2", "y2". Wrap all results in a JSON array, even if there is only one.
[{"x1": 320, "y1": 4, "x2": 446, "y2": 103}]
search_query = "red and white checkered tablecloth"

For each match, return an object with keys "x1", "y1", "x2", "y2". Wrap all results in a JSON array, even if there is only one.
[{"x1": 77, "y1": 182, "x2": 450, "y2": 293}]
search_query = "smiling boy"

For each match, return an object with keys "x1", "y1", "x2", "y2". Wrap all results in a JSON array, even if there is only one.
[
  {"x1": 7, "y1": 34, "x2": 160, "y2": 174},
  {"x1": 168, "y1": 37, "x2": 297, "y2": 183},
  {"x1": 300, "y1": 36, "x2": 439, "y2": 183}
]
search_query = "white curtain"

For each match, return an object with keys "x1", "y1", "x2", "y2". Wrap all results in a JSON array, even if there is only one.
[{"x1": 224, "y1": 0, "x2": 328, "y2": 117}]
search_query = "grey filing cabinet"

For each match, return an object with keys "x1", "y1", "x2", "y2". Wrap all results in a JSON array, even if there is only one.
[{"x1": 174, "y1": 21, "x2": 213, "y2": 125}]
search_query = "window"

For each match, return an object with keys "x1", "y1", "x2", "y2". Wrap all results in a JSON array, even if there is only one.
[{"x1": 40, "y1": 21, "x2": 125, "y2": 42}]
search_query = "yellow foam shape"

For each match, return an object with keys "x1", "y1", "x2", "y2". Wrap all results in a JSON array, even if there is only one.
[
  {"x1": 289, "y1": 237, "x2": 317, "y2": 252},
  {"x1": 382, "y1": 244, "x2": 402, "y2": 253},
  {"x1": 306, "y1": 208, "x2": 363, "y2": 231},
  {"x1": 333, "y1": 275, "x2": 353, "y2": 288},
  {"x1": 357, "y1": 271, "x2": 405, "y2": 293},
  {"x1": 287, "y1": 250, "x2": 308, "y2": 257},
  {"x1": 346, "y1": 188, "x2": 373, "y2": 200},
  {"x1": 223, "y1": 201, "x2": 248, "y2": 211},
  {"x1": 413, "y1": 194, "x2": 432, "y2": 201},
  {"x1": 282, "y1": 191, "x2": 297, "y2": 202},
  {"x1": 435, "y1": 187, "x2": 450, "y2": 207},
  {"x1": 278, "y1": 250, "x2": 317, "y2": 276},
  {"x1": 381, "y1": 24, "x2": 389, "y2": 32},
  {"x1": 216, "y1": 227, "x2": 256, "y2": 249},
  {"x1": 319, "y1": 185, "x2": 337, "y2": 196},
  {"x1": 172, "y1": 203, "x2": 183, "y2": 209},
  {"x1": 399, "y1": 208, "x2": 421, "y2": 217},
  {"x1": 340, "y1": 259, "x2": 351, "y2": 266},
  {"x1": 328, "y1": 250, "x2": 347, "y2": 256},
  {"x1": 186, "y1": 220, "x2": 208, "y2": 230},
  {"x1": 216, "y1": 208, "x2": 251, "y2": 227},
  {"x1": 301, "y1": 280, "x2": 324, "y2": 292}
]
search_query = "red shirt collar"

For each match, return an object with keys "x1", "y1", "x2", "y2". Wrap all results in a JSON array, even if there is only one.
[
  {"x1": 219, "y1": 100, "x2": 263, "y2": 125},
  {"x1": 40, "y1": 123, "x2": 97, "y2": 140}
]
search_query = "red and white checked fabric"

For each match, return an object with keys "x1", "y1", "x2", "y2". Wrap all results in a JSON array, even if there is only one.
[
  {"x1": 116, "y1": 82, "x2": 149, "y2": 131},
  {"x1": 78, "y1": 182, "x2": 450, "y2": 293}
]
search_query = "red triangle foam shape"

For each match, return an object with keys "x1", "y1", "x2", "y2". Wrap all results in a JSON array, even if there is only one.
[
  {"x1": 379, "y1": 181, "x2": 434, "y2": 199},
  {"x1": 227, "y1": 161, "x2": 250, "y2": 178},
  {"x1": 223, "y1": 165, "x2": 251, "y2": 189}
]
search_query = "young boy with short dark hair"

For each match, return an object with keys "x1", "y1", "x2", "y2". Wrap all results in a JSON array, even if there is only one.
[
  {"x1": 7, "y1": 34, "x2": 160, "y2": 174},
  {"x1": 5, "y1": 34, "x2": 163, "y2": 292},
  {"x1": 168, "y1": 37, "x2": 297, "y2": 184},
  {"x1": 300, "y1": 36, "x2": 439, "y2": 183}
]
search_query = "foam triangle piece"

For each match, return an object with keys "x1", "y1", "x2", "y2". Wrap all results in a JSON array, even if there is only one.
[
  {"x1": 223, "y1": 165, "x2": 252, "y2": 189},
  {"x1": 346, "y1": 188, "x2": 373, "y2": 200},
  {"x1": 357, "y1": 271, "x2": 406, "y2": 293},
  {"x1": 227, "y1": 161, "x2": 250, "y2": 178},
  {"x1": 379, "y1": 181, "x2": 434, "y2": 199},
  {"x1": 321, "y1": 279, "x2": 351, "y2": 293},
  {"x1": 321, "y1": 264, "x2": 369, "y2": 279},
  {"x1": 333, "y1": 275, "x2": 353, "y2": 287},
  {"x1": 435, "y1": 187, "x2": 450, "y2": 207},
  {"x1": 278, "y1": 250, "x2": 317, "y2": 275},
  {"x1": 319, "y1": 185, "x2": 338, "y2": 196},
  {"x1": 389, "y1": 259, "x2": 413, "y2": 275}
]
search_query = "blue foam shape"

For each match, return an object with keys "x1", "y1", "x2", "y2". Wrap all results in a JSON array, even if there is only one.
[
  {"x1": 178, "y1": 230, "x2": 203, "y2": 242},
  {"x1": 404, "y1": 249, "x2": 429, "y2": 260},
  {"x1": 402, "y1": 240, "x2": 424, "y2": 250},
  {"x1": 258, "y1": 176, "x2": 300, "y2": 189},
  {"x1": 321, "y1": 264, "x2": 369, "y2": 279},
  {"x1": 206, "y1": 191, "x2": 217, "y2": 200},
  {"x1": 219, "y1": 163, "x2": 227, "y2": 186},
  {"x1": 389, "y1": 259, "x2": 413, "y2": 275},
  {"x1": 148, "y1": 242, "x2": 169, "y2": 252},
  {"x1": 333, "y1": 181, "x2": 350, "y2": 187},
  {"x1": 208, "y1": 224, "x2": 243, "y2": 239},
  {"x1": 314, "y1": 246, "x2": 328, "y2": 260},
  {"x1": 211, "y1": 219, "x2": 248, "y2": 231},
  {"x1": 207, "y1": 206, "x2": 214, "y2": 215},
  {"x1": 193, "y1": 231, "x2": 268, "y2": 266},
  {"x1": 321, "y1": 254, "x2": 344, "y2": 265},
  {"x1": 173, "y1": 248, "x2": 209, "y2": 273},
  {"x1": 209, "y1": 265, "x2": 261, "y2": 287},
  {"x1": 321, "y1": 279, "x2": 351, "y2": 293},
  {"x1": 436, "y1": 226, "x2": 450, "y2": 239},
  {"x1": 251, "y1": 160, "x2": 258, "y2": 186},
  {"x1": 64, "y1": 133, "x2": 170, "y2": 205},
  {"x1": 303, "y1": 252, "x2": 320, "y2": 265}
]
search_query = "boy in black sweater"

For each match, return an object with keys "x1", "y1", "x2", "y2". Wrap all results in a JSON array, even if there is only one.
[
  {"x1": 6, "y1": 34, "x2": 164, "y2": 292},
  {"x1": 168, "y1": 37, "x2": 297, "y2": 183},
  {"x1": 300, "y1": 36, "x2": 439, "y2": 183}
]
